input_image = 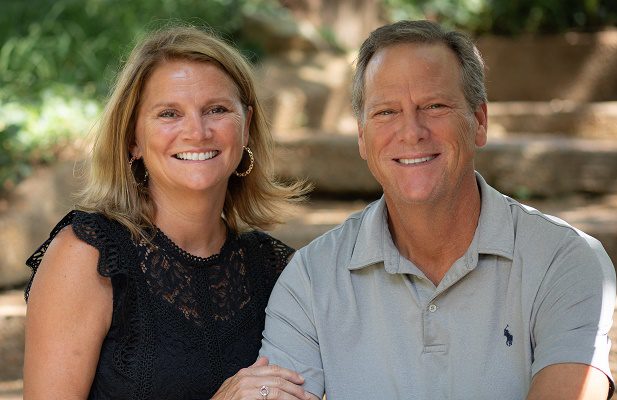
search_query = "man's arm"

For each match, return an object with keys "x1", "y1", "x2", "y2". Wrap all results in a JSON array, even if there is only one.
[
  {"x1": 527, "y1": 364, "x2": 610, "y2": 400},
  {"x1": 529, "y1": 233, "x2": 615, "y2": 399},
  {"x1": 260, "y1": 250, "x2": 326, "y2": 398}
]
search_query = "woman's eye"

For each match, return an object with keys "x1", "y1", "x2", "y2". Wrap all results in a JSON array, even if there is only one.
[
  {"x1": 208, "y1": 106, "x2": 228, "y2": 114},
  {"x1": 159, "y1": 110, "x2": 178, "y2": 118}
]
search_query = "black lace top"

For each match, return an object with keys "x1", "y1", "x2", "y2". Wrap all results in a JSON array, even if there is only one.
[{"x1": 25, "y1": 210, "x2": 294, "y2": 399}]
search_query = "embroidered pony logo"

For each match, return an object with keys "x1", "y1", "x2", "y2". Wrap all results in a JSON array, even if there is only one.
[{"x1": 503, "y1": 325, "x2": 513, "y2": 347}]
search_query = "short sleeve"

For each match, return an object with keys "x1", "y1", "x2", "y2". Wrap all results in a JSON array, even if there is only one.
[
  {"x1": 531, "y1": 233, "x2": 616, "y2": 395},
  {"x1": 244, "y1": 231, "x2": 294, "y2": 287},
  {"x1": 259, "y1": 250, "x2": 325, "y2": 398},
  {"x1": 25, "y1": 210, "x2": 129, "y2": 301}
]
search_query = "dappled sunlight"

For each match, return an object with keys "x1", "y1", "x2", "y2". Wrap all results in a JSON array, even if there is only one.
[{"x1": 295, "y1": 201, "x2": 367, "y2": 225}]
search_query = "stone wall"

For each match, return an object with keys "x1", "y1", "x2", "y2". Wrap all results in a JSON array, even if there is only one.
[
  {"x1": 256, "y1": 29, "x2": 617, "y2": 136},
  {"x1": 0, "y1": 162, "x2": 82, "y2": 288},
  {"x1": 2, "y1": 29, "x2": 617, "y2": 289},
  {"x1": 478, "y1": 30, "x2": 617, "y2": 102}
]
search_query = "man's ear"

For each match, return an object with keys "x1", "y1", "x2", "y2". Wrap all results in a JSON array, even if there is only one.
[
  {"x1": 474, "y1": 103, "x2": 488, "y2": 147},
  {"x1": 358, "y1": 120, "x2": 367, "y2": 160}
]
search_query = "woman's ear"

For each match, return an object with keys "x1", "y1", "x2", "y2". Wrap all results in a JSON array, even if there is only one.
[
  {"x1": 129, "y1": 143, "x2": 142, "y2": 159},
  {"x1": 243, "y1": 105, "x2": 253, "y2": 146}
]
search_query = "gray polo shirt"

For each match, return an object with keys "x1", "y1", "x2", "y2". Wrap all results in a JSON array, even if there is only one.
[{"x1": 260, "y1": 173, "x2": 616, "y2": 399}]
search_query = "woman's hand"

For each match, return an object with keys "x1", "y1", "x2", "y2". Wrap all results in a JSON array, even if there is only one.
[{"x1": 211, "y1": 357, "x2": 313, "y2": 400}]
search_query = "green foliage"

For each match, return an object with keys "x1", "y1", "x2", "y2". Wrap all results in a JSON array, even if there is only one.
[
  {"x1": 486, "y1": 0, "x2": 617, "y2": 35},
  {"x1": 0, "y1": 124, "x2": 30, "y2": 193},
  {"x1": 0, "y1": 89, "x2": 101, "y2": 194},
  {"x1": 384, "y1": 0, "x2": 617, "y2": 35},
  {"x1": 0, "y1": 0, "x2": 289, "y2": 193},
  {"x1": 385, "y1": 0, "x2": 489, "y2": 33},
  {"x1": 0, "y1": 0, "x2": 280, "y2": 103}
]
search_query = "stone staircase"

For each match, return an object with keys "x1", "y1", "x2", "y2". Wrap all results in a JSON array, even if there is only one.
[
  {"x1": 2, "y1": 104, "x2": 617, "y2": 398},
  {"x1": 2, "y1": 30, "x2": 617, "y2": 397}
]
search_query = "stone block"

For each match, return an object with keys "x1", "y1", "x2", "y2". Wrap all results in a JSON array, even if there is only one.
[
  {"x1": 275, "y1": 135, "x2": 379, "y2": 195},
  {"x1": 0, "y1": 291, "x2": 25, "y2": 381},
  {"x1": 478, "y1": 30, "x2": 617, "y2": 102},
  {"x1": 489, "y1": 101, "x2": 617, "y2": 139},
  {"x1": 0, "y1": 161, "x2": 80, "y2": 289},
  {"x1": 274, "y1": 134, "x2": 617, "y2": 198}
]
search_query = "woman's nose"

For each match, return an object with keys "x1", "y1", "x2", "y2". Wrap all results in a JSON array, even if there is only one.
[{"x1": 184, "y1": 111, "x2": 211, "y2": 140}]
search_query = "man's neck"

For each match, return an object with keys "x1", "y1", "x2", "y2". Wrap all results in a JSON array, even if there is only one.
[{"x1": 385, "y1": 182, "x2": 482, "y2": 286}]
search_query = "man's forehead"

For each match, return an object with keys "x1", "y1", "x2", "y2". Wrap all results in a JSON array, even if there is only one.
[
  {"x1": 366, "y1": 42, "x2": 455, "y2": 74},
  {"x1": 364, "y1": 43, "x2": 460, "y2": 92}
]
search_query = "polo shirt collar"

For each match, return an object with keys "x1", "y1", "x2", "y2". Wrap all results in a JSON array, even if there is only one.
[
  {"x1": 474, "y1": 172, "x2": 515, "y2": 261},
  {"x1": 347, "y1": 172, "x2": 515, "y2": 273},
  {"x1": 347, "y1": 197, "x2": 390, "y2": 271}
]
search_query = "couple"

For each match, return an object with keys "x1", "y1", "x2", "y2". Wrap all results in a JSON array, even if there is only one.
[{"x1": 24, "y1": 20, "x2": 615, "y2": 399}]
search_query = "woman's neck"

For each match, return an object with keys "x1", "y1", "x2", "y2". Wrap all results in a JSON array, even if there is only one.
[{"x1": 151, "y1": 187, "x2": 228, "y2": 259}]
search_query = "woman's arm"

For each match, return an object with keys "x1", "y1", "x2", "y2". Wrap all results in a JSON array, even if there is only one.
[{"x1": 23, "y1": 226, "x2": 113, "y2": 400}]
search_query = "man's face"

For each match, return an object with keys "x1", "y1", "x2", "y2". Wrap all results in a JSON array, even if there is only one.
[{"x1": 358, "y1": 42, "x2": 487, "y2": 208}]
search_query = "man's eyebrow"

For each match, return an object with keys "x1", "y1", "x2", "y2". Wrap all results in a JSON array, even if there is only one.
[{"x1": 365, "y1": 98, "x2": 396, "y2": 110}]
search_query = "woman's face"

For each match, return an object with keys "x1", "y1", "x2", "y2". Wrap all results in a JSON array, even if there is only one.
[{"x1": 132, "y1": 59, "x2": 252, "y2": 202}]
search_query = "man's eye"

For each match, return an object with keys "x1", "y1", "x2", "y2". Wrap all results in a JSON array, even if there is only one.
[
  {"x1": 376, "y1": 109, "x2": 394, "y2": 116},
  {"x1": 159, "y1": 110, "x2": 178, "y2": 118},
  {"x1": 426, "y1": 104, "x2": 445, "y2": 110}
]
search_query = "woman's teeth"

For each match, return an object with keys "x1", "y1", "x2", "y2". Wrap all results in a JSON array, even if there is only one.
[{"x1": 175, "y1": 151, "x2": 219, "y2": 161}]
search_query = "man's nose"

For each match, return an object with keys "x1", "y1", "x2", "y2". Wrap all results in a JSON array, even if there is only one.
[{"x1": 399, "y1": 109, "x2": 429, "y2": 143}]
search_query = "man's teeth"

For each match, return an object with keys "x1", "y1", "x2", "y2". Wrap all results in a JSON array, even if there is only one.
[
  {"x1": 398, "y1": 156, "x2": 434, "y2": 165},
  {"x1": 175, "y1": 151, "x2": 218, "y2": 161}
]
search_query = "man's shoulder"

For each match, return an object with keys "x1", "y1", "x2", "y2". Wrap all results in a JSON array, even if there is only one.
[
  {"x1": 506, "y1": 197, "x2": 596, "y2": 245},
  {"x1": 301, "y1": 206, "x2": 367, "y2": 252},
  {"x1": 293, "y1": 200, "x2": 379, "y2": 268},
  {"x1": 504, "y1": 196, "x2": 612, "y2": 271}
]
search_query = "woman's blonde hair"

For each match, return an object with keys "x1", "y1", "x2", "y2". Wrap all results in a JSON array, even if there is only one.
[{"x1": 77, "y1": 24, "x2": 309, "y2": 237}]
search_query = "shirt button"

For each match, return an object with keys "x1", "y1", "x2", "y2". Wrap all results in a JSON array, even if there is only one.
[{"x1": 428, "y1": 304, "x2": 438, "y2": 313}]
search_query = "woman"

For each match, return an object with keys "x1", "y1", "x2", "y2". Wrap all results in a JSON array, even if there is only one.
[{"x1": 23, "y1": 25, "x2": 312, "y2": 400}]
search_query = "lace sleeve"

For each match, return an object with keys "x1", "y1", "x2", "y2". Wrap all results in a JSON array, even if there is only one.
[
  {"x1": 24, "y1": 211, "x2": 77, "y2": 301},
  {"x1": 24, "y1": 210, "x2": 129, "y2": 301},
  {"x1": 245, "y1": 231, "x2": 295, "y2": 286}
]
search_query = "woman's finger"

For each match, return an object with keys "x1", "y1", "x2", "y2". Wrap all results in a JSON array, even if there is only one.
[
  {"x1": 244, "y1": 363, "x2": 305, "y2": 385},
  {"x1": 261, "y1": 376, "x2": 312, "y2": 400},
  {"x1": 235, "y1": 376, "x2": 311, "y2": 400}
]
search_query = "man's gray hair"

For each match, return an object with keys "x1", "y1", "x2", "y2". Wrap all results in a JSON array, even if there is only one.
[{"x1": 352, "y1": 20, "x2": 487, "y2": 121}]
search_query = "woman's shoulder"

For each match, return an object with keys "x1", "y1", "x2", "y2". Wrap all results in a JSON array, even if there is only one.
[
  {"x1": 25, "y1": 211, "x2": 132, "y2": 300},
  {"x1": 238, "y1": 230, "x2": 293, "y2": 254},
  {"x1": 27, "y1": 210, "x2": 126, "y2": 265},
  {"x1": 237, "y1": 230, "x2": 295, "y2": 276}
]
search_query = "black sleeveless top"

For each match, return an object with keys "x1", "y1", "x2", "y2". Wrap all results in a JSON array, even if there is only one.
[{"x1": 25, "y1": 210, "x2": 294, "y2": 399}]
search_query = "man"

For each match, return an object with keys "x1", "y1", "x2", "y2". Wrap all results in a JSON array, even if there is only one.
[{"x1": 260, "y1": 20, "x2": 615, "y2": 399}]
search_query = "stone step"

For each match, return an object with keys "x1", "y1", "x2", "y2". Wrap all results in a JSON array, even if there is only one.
[
  {"x1": 268, "y1": 196, "x2": 617, "y2": 263},
  {"x1": 258, "y1": 45, "x2": 617, "y2": 138},
  {"x1": 488, "y1": 101, "x2": 617, "y2": 139},
  {"x1": 0, "y1": 289, "x2": 26, "y2": 389},
  {"x1": 274, "y1": 134, "x2": 617, "y2": 198},
  {"x1": 1, "y1": 195, "x2": 617, "y2": 397},
  {"x1": 1, "y1": 133, "x2": 616, "y2": 290}
]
